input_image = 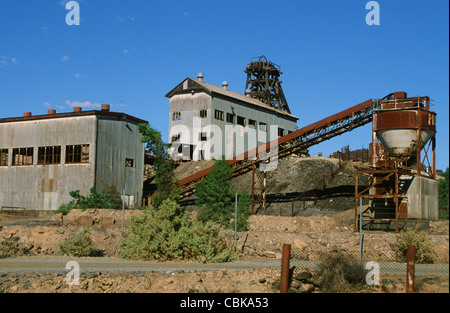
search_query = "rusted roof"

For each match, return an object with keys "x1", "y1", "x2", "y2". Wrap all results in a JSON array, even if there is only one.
[
  {"x1": 0, "y1": 109, "x2": 148, "y2": 125},
  {"x1": 165, "y1": 77, "x2": 299, "y2": 121}
]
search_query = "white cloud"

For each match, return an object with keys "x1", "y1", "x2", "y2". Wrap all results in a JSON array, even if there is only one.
[
  {"x1": 123, "y1": 49, "x2": 129, "y2": 55},
  {"x1": 61, "y1": 55, "x2": 71, "y2": 62},
  {"x1": 128, "y1": 15, "x2": 135, "y2": 21},
  {"x1": 74, "y1": 73, "x2": 83, "y2": 78},
  {"x1": 0, "y1": 56, "x2": 19, "y2": 67},
  {"x1": 43, "y1": 102, "x2": 66, "y2": 110},
  {"x1": 65, "y1": 100, "x2": 102, "y2": 109}
]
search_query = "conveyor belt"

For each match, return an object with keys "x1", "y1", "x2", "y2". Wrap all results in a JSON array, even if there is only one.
[{"x1": 178, "y1": 98, "x2": 377, "y2": 198}]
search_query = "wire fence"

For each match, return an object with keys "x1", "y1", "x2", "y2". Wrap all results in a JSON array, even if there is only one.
[{"x1": 290, "y1": 245, "x2": 449, "y2": 277}]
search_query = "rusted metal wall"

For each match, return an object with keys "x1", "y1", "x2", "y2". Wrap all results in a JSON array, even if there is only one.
[{"x1": 0, "y1": 116, "x2": 97, "y2": 210}]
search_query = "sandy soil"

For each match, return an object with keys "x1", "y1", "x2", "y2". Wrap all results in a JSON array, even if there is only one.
[{"x1": 1, "y1": 207, "x2": 448, "y2": 293}]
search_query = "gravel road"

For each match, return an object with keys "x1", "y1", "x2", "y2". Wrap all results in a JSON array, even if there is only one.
[{"x1": 0, "y1": 256, "x2": 282, "y2": 274}]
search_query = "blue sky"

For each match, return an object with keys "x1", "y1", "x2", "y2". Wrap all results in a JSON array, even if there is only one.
[{"x1": 0, "y1": 0, "x2": 448, "y2": 170}]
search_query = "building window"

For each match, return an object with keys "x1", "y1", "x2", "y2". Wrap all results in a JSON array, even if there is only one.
[
  {"x1": 248, "y1": 119, "x2": 256, "y2": 128},
  {"x1": 278, "y1": 128, "x2": 285, "y2": 137},
  {"x1": 173, "y1": 112, "x2": 181, "y2": 120},
  {"x1": 171, "y1": 134, "x2": 181, "y2": 143},
  {"x1": 12, "y1": 147, "x2": 34, "y2": 166},
  {"x1": 66, "y1": 144, "x2": 89, "y2": 163},
  {"x1": 38, "y1": 146, "x2": 61, "y2": 165},
  {"x1": 259, "y1": 122, "x2": 267, "y2": 132},
  {"x1": 0, "y1": 149, "x2": 8, "y2": 166},
  {"x1": 237, "y1": 116, "x2": 246, "y2": 127},
  {"x1": 215, "y1": 110, "x2": 224, "y2": 121},
  {"x1": 226, "y1": 112, "x2": 235, "y2": 124},
  {"x1": 199, "y1": 109, "x2": 207, "y2": 118},
  {"x1": 125, "y1": 158, "x2": 134, "y2": 168},
  {"x1": 199, "y1": 132, "x2": 208, "y2": 141}
]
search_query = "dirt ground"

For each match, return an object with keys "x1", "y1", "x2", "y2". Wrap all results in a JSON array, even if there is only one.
[{"x1": 1, "y1": 207, "x2": 448, "y2": 293}]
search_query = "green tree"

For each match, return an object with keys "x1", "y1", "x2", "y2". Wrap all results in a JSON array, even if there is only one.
[
  {"x1": 195, "y1": 156, "x2": 235, "y2": 226},
  {"x1": 138, "y1": 123, "x2": 179, "y2": 207},
  {"x1": 195, "y1": 157, "x2": 252, "y2": 231},
  {"x1": 438, "y1": 167, "x2": 449, "y2": 219}
]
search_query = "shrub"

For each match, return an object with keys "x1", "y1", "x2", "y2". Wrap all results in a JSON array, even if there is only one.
[
  {"x1": 118, "y1": 199, "x2": 233, "y2": 263},
  {"x1": 395, "y1": 226, "x2": 436, "y2": 264},
  {"x1": 56, "y1": 185, "x2": 122, "y2": 215},
  {"x1": 0, "y1": 239, "x2": 17, "y2": 259},
  {"x1": 315, "y1": 251, "x2": 367, "y2": 293},
  {"x1": 59, "y1": 228, "x2": 101, "y2": 257}
]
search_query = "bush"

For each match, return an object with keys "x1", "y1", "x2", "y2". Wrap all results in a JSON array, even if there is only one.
[
  {"x1": 59, "y1": 228, "x2": 101, "y2": 257},
  {"x1": 0, "y1": 239, "x2": 17, "y2": 259},
  {"x1": 439, "y1": 167, "x2": 449, "y2": 219},
  {"x1": 56, "y1": 185, "x2": 122, "y2": 215},
  {"x1": 395, "y1": 226, "x2": 436, "y2": 264},
  {"x1": 118, "y1": 199, "x2": 233, "y2": 263},
  {"x1": 315, "y1": 251, "x2": 367, "y2": 293}
]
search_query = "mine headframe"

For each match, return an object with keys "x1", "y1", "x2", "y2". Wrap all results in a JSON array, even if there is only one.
[{"x1": 244, "y1": 56, "x2": 291, "y2": 114}]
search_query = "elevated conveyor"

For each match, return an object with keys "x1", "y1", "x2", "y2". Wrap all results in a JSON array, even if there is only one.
[{"x1": 178, "y1": 98, "x2": 377, "y2": 198}]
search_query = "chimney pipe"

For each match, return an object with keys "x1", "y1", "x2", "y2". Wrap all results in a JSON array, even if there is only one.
[
  {"x1": 23, "y1": 112, "x2": 32, "y2": 117},
  {"x1": 197, "y1": 72, "x2": 204, "y2": 82},
  {"x1": 47, "y1": 109, "x2": 56, "y2": 115},
  {"x1": 222, "y1": 81, "x2": 229, "y2": 90},
  {"x1": 73, "y1": 106, "x2": 82, "y2": 112},
  {"x1": 101, "y1": 104, "x2": 110, "y2": 112},
  {"x1": 245, "y1": 89, "x2": 252, "y2": 98}
]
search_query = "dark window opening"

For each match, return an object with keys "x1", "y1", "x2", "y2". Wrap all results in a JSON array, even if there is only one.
[
  {"x1": 226, "y1": 112, "x2": 235, "y2": 123},
  {"x1": 199, "y1": 132, "x2": 208, "y2": 141},
  {"x1": 0, "y1": 149, "x2": 8, "y2": 166},
  {"x1": 249, "y1": 119, "x2": 256, "y2": 128},
  {"x1": 173, "y1": 112, "x2": 181, "y2": 120},
  {"x1": 125, "y1": 158, "x2": 134, "y2": 168},
  {"x1": 237, "y1": 116, "x2": 246, "y2": 126},
  {"x1": 215, "y1": 110, "x2": 224, "y2": 121},
  {"x1": 259, "y1": 122, "x2": 267, "y2": 132},
  {"x1": 66, "y1": 144, "x2": 89, "y2": 163},
  {"x1": 199, "y1": 109, "x2": 207, "y2": 118},
  {"x1": 38, "y1": 146, "x2": 61, "y2": 165},
  {"x1": 12, "y1": 147, "x2": 34, "y2": 166}
]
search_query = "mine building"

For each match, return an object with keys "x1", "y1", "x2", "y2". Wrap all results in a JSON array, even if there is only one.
[
  {"x1": 165, "y1": 57, "x2": 299, "y2": 161},
  {"x1": 0, "y1": 105, "x2": 147, "y2": 211}
]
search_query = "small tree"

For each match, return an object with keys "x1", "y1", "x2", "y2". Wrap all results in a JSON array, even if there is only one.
[
  {"x1": 195, "y1": 156, "x2": 235, "y2": 226},
  {"x1": 235, "y1": 190, "x2": 252, "y2": 231},
  {"x1": 195, "y1": 157, "x2": 252, "y2": 231},
  {"x1": 139, "y1": 123, "x2": 180, "y2": 207}
]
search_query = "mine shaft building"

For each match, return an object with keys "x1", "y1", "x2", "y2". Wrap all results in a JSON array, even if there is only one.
[
  {"x1": 0, "y1": 105, "x2": 147, "y2": 211},
  {"x1": 166, "y1": 72, "x2": 299, "y2": 161}
]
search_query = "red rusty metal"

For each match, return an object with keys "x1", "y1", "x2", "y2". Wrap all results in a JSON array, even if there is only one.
[
  {"x1": 280, "y1": 244, "x2": 291, "y2": 293},
  {"x1": 178, "y1": 98, "x2": 374, "y2": 196},
  {"x1": 406, "y1": 245, "x2": 416, "y2": 293}
]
